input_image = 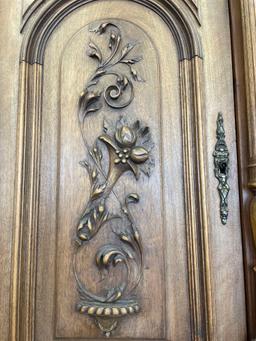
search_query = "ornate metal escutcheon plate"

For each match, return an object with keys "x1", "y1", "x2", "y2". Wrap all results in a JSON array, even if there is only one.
[
  {"x1": 72, "y1": 22, "x2": 155, "y2": 337},
  {"x1": 213, "y1": 112, "x2": 230, "y2": 225}
]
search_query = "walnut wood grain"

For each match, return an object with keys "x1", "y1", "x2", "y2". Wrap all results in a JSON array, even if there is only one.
[
  {"x1": 13, "y1": 1, "x2": 210, "y2": 339},
  {"x1": 0, "y1": 1, "x2": 22, "y2": 341},
  {"x1": 0, "y1": 0, "x2": 249, "y2": 340},
  {"x1": 229, "y1": 0, "x2": 256, "y2": 338}
]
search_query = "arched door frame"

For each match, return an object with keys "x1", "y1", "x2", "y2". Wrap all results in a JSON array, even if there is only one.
[{"x1": 11, "y1": 1, "x2": 216, "y2": 340}]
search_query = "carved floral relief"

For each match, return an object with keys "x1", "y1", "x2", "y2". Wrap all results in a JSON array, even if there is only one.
[{"x1": 72, "y1": 22, "x2": 154, "y2": 337}]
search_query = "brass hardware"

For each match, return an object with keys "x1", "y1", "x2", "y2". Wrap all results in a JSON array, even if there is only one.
[
  {"x1": 73, "y1": 22, "x2": 154, "y2": 337},
  {"x1": 213, "y1": 112, "x2": 230, "y2": 225}
]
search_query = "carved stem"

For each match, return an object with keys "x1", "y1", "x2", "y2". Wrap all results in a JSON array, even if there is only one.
[
  {"x1": 103, "y1": 150, "x2": 129, "y2": 198},
  {"x1": 122, "y1": 204, "x2": 143, "y2": 293}
]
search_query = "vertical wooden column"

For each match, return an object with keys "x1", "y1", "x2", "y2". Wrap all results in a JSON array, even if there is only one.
[
  {"x1": 230, "y1": 0, "x2": 256, "y2": 339},
  {"x1": 241, "y1": 1, "x2": 256, "y2": 232}
]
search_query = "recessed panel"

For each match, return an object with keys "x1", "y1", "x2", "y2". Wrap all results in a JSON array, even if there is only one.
[
  {"x1": 36, "y1": 2, "x2": 188, "y2": 340},
  {"x1": 57, "y1": 20, "x2": 164, "y2": 339}
]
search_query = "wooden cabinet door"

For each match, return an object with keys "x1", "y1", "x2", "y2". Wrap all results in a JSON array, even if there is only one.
[{"x1": 0, "y1": 1, "x2": 248, "y2": 340}]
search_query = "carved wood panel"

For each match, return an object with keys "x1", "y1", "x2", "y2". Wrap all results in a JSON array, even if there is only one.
[
  {"x1": 57, "y1": 19, "x2": 163, "y2": 338},
  {"x1": 40, "y1": 10, "x2": 188, "y2": 338},
  {"x1": 8, "y1": 0, "x2": 247, "y2": 340}
]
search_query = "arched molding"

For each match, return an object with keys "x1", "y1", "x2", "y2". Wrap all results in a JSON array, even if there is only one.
[
  {"x1": 182, "y1": 0, "x2": 200, "y2": 24},
  {"x1": 21, "y1": 0, "x2": 45, "y2": 30},
  {"x1": 20, "y1": 0, "x2": 202, "y2": 63},
  {"x1": 11, "y1": 1, "x2": 214, "y2": 341}
]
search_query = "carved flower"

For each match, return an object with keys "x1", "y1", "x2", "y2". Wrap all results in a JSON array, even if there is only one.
[
  {"x1": 100, "y1": 116, "x2": 155, "y2": 178},
  {"x1": 115, "y1": 126, "x2": 137, "y2": 148},
  {"x1": 113, "y1": 127, "x2": 149, "y2": 165}
]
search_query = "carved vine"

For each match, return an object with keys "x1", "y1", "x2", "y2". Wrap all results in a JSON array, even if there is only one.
[
  {"x1": 73, "y1": 22, "x2": 154, "y2": 337},
  {"x1": 78, "y1": 22, "x2": 144, "y2": 123}
]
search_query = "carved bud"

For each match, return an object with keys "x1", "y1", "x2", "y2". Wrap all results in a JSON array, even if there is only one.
[
  {"x1": 115, "y1": 126, "x2": 137, "y2": 147},
  {"x1": 130, "y1": 147, "x2": 149, "y2": 163}
]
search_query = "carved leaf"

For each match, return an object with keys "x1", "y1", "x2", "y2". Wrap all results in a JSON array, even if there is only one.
[
  {"x1": 117, "y1": 75, "x2": 129, "y2": 89},
  {"x1": 78, "y1": 90, "x2": 102, "y2": 123},
  {"x1": 108, "y1": 31, "x2": 120, "y2": 50},
  {"x1": 96, "y1": 245, "x2": 133, "y2": 270},
  {"x1": 140, "y1": 126, "x2": 150, "y2": 136},
  {"x1": 91, "y1": 168, "x2": 98, "y2": 182},
  {"x1": 132, "y1": 120, "x2": 140, "y2": 131},
  {"x1": 120, "y1": 42, "x2": 136, "y2": 59},
  {"x1": 122, "y1": 56, "x2": 142, "y2": 64},
  {"x1": 130, "y1": 67, "x2": 144, "y2": 82},
  {"x1": 116, "y1": 230, "x2": 138, "y2": 252},
  {"x1": 91, "y1": 183, "x2": 106, "y2": 201},
  {"x1": 105, "y1": 285, "x2": 125, "y2": 302},
  {"x1": 87, "y1": 42, "x2": 102, "y2": 63},
  {"x1": 90, "y1": 144, "x2": 103, "y2": 166},
  {"x1": 90, "y1": 22, "x2": 110, "y2": 35},
  {"x1": 77, "y1": 201, "x2": 108, "y2": 241}
]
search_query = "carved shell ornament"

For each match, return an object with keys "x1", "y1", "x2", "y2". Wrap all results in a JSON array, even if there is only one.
[{"x1": 73, "y1": 22, "x2": 154, "y2": 337}]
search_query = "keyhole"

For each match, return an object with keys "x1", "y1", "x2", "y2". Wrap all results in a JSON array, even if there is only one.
[{"x1": 219, "y1": 162, "x2": 227, "y2": 175}]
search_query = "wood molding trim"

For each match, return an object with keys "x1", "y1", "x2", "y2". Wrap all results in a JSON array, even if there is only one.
[
  {"x1": 229, "y1": 0, "x2": 256, "y2": 339},
  {"x1": 20, "y1": 0, "x2": 203, "y2": 63},
  {"x1": 10, "y1": 62, "x2": 42, "y2": 341},
  {"x1": 182, "y1": 0, "x2": 201, "y2": 24},
  {"x1": 10, "y1": 1, "x2": 214, "y2": 340},
  {"x1": 180, "y1": 57, "x2": 214, "y2": 340},
  {"x1": 21, "y1": 0, "x2": 45, "y2": 31}
]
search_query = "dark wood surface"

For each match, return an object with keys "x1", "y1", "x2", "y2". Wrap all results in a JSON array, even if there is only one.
[
  {"x1": 0, "y1": 0, "x2": 253, "y2": 340},
  {"x1": 229, "y1": 1, "x2": 256, "y2": 338}
]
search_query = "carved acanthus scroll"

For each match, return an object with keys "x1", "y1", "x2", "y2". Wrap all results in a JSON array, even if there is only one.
[
  {"x1": 78, "y1": 22, "x2": 144, "y2": 122},
  {"x1": 73, "y1": 22, "x2": 154, "y2": 337}
]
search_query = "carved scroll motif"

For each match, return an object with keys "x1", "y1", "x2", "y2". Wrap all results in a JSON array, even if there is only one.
[{"x1": 73, "y1": 22, "x2": 154, "y2": 337}]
